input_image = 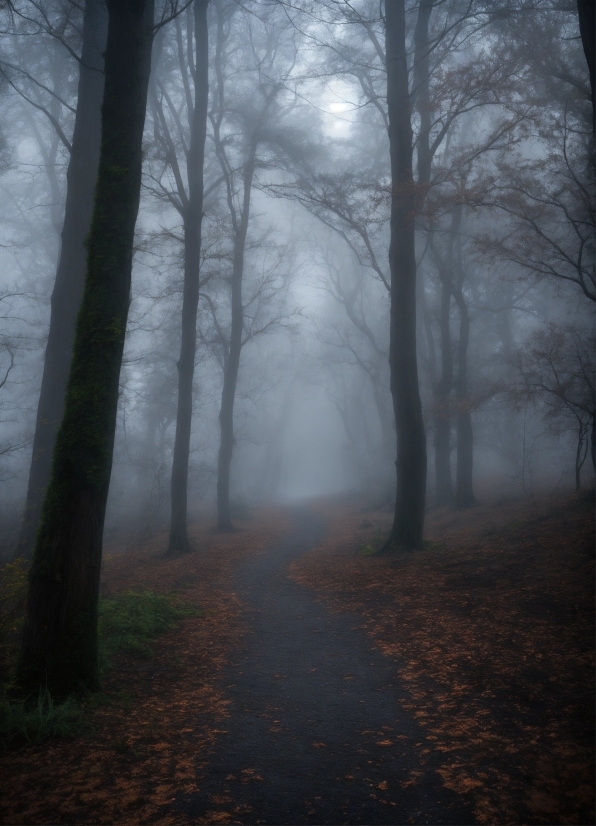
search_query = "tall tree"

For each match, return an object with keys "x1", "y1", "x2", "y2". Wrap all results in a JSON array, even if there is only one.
[
  {"x1": 451, "y1": 213, "x2": 476, "y2": 508},
  {"x1": 210, "y1": 0, "x2": 295, "y2": 529},
  {"x1": 18, "y1": 0, "x2": 155, "y2": 697},
  {"x1": 17, "y1": 0, "x2": 107, "y2": 557},
  {"x1": 576, "y1": 0, "x2": 594, "y2": 132},
  {"x1": 167, "y1": 0, "x2": 209, "y2": 554},
  {"x1": 382, "y1": 0, "x2": 427, "y2": 550},
  {"x1": 428, "y1": 228, "x2": 455, "y2": 507}
]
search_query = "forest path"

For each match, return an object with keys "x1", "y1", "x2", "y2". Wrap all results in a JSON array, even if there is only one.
[{"x1": 177, "y1": 506, "x2": 474, "y2": 825}]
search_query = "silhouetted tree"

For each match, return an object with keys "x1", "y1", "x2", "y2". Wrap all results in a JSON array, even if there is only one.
[
  {"x1": 576, "y1": 0, "x2": 594, "y2": 132},
  {"x1": 18, "y1": 0, "x2": 155, "y2": 697},
  {"x1": 167, "y1": 0, "x2": 209, "y2": 555},
  {"x1": 17, "y1": 0, "x2": 107, "y2": 557},
  {"x1": 210, "y1": 0, "x2": 298, "y2": 529},
  {"x1": 383, "y1": 0, "x2": 426, "y2": 550}
]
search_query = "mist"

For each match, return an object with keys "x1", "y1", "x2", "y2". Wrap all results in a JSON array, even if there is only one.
[{"x1": 0, "y1": 1, "x2": 593, "y2": 822}]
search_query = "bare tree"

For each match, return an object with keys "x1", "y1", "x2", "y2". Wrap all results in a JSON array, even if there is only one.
[
  {"x1": 382, "y1": 0, "x2": 426, "y2": 550},
  {"x1": 210, "y1": 0, "x2": 299, "y2": 529},
  {"x1": 511, "y1": 323, "x2": 595, "y2": 490},
  {"x1": 147, "y1": 0, "x2": 210, "y2": 554}
]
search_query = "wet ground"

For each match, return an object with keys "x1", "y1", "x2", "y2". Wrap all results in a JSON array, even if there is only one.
[{"x1": 178, "y1": 508, "x2": 474, "y2": 825}]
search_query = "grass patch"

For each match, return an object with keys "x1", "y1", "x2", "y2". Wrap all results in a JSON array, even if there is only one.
[
  {"x1": 423, "y1": 539, "x2": 442, "y2": 551},
  {"x1": 0, "y1": 586, "x2": 198, "y2": 749},
  {"x1": 98, "y1": 590, "x2": 198, "y2": 670},
  {"x1": 359, "y1": 530, "x2": 387, "y2": 556},
  {"x1": 0, "y1": 687, "x2": 85, "y2": 751}
]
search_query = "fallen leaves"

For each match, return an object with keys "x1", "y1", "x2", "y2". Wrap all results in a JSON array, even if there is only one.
[
  {"x1": 290, "y1": 492, "x2": 595, "y2": 825},
  {"x1": 0, "y1": 505, "x2": 291, "y2": 826}
]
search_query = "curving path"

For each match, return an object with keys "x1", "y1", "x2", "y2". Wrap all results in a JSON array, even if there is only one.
[{"x1": 176, "y1": 507, "x2": 474, "y2": 825}]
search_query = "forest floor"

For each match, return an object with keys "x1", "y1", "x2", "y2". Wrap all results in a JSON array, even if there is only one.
[{"x1": 0, "y1": 490, "x2": 593, "y2": 825}]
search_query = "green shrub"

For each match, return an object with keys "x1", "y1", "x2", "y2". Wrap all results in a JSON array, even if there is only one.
[
  {"x1": 0, "y1": 588, "x2": 197, "y2": 749},
  {"x1": 98, "y1": 590, "x2": 197, "y2": 670},
  {"x1": 0, "y1": 687, "x2": 84, "y2": 750}
]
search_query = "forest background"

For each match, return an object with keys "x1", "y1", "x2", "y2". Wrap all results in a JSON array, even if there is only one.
[{"x1": 0, "y1": 0, "x2": 593, "y2": 561}]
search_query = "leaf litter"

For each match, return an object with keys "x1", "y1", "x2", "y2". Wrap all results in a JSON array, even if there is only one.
[
  {"x1": 0, "y1": 506, "x2": 291, "y2": 825},
  {"x1": 0, "y1": 494, "x2": 592, "y2": 825},
  {"x1": 289, "y1": 491, "x2": 594, "y2": 825}
]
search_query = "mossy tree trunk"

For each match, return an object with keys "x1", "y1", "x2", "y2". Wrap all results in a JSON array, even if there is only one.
[
  {"x1": 168, "y1": 0, "x2": 209, "y2": 555},
  {"x1": 17, "y1": 0, "x2": 107, "y2": 558},
  {"x1": 18, "y1": 0, "x2": 155, "y2": 698},
  {"x1": 383, "y1": 0, "x2": 427, "y2": 551}
]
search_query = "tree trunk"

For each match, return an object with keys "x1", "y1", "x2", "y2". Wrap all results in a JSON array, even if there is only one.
[
  {"x1": 168, "y1": 0, "x2": 209, "y2": 555},
  {"x1": 369, "y1": 368, "x2": 394, "y2": 456},
  {"x1": 434, "y1": 276, "x2": 454, "y2": 506},
  {"x1": 17, "y1": 0, "x2": 107, "y2": 558},
  {"x1": 18, "y1": 0, "x2": 155, "y2": 698},
  {"x1": 498, "y1": 292, "x2": 519, "y2": 476},
  {"x1": 217, "y1": 154, "x2": 255, "y2": 530},
  {"x1": 382, "y1": 0, "x2": 427, "y2": 551},
  {"x1": 575, "y1": 422, "x2": 589, "y2": 490},
  {"x1": 577, "y1": 0, "x2": 595, "y2": 133},
  {"x1": 453, "y1": 279, "x2": 476, "y2": 508}
]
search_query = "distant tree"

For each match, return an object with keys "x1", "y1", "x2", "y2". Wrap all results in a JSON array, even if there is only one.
[
  {"x1": 511, "y1": 324, "x2": 595, "y2": 490},
  {"x1": 267, "y1": 178, "x2": 394, "y2": 478},
  {"x1": 167, "y1": 0, "x2": 208, "y2": 554},
  {"x1": 477, "y1": 1, "x2": 594, "y2": 302},
  {"x1": 18, "y1": 0, "x2": 155, "y2": 698},
  {"x1": 146, "y1": 0, "x2": 210, "y2": 554},
  {"x1": 382, "y1": 0, "x2": 426, "y2": 550},
  {"x1": 15, "y1": 0, "x2": 107, "y2": 557},
  {"x1": 209, "y1": 0, "x2": 300, "y2": 529}
]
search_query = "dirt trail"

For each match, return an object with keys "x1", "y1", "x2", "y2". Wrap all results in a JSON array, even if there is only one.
[{"x1": 178, "y1": 507, "x2": 474, "y2": 825}]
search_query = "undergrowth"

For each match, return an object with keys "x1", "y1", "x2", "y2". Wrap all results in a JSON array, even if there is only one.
[
  {"x1": 0, "y1": 565, "x2": 198, "y2": 750},
  {"x1": 98, "y1": 590, "x2": 198, "y2": 670},
  {"x1": 0, "y1": 687, "x2": 85, "y2": 750}
]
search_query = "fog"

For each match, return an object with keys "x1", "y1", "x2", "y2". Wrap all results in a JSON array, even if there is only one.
[{"x1": 0, "y1": 0, "x2": 593, "y2": 557}]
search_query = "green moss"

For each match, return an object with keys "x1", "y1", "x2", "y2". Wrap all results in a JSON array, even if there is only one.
[
  {"x1": 3, "y1": 588, "x2": 198, "y2": 749},
  {"x1": 98, "y1": 590, "x2": 198, "y2": 671},
  {"x1": 0, "y1": 687, "x2": 85, "y2": 751}
]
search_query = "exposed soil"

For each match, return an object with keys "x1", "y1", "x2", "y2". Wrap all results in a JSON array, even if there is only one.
[{"x1": 0, "y1": 493, "x2": 593, "y2": 825}]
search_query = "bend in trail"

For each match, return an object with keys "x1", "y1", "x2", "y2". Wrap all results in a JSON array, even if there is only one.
[{"x1": 176, "y1": 506, "x2": 474, "y2": 825}]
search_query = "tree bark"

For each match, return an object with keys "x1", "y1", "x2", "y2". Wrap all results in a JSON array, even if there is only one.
[
  {"x1": 18, "y1": 0, "x2": 155, "y2": 698},
  {"x1": 452, "y1": 269, "x2": 475, "y2": 508},
  {"x1": 577, "y1": 0, "x2": 595, "y2": 132},
  {"x1": 217, "y1": 150, "x2": 256, "y2": 530},
  {"x1": 383, "y1": 0, "x2": 427, "y2": 551},
  {"x1": 168, "y1": 0, "x2": 209, "y2": 555},
  {"x1": 434, "y1": 275, "x2": 454, "y2": 506},
  {"x1": 17, "y1": 0, "x2": 107, "y2": 558}
]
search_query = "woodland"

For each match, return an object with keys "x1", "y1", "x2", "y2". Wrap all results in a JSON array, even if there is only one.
[{"x1": 0, "y1": 0, "x2": 593, "y2": 824}]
